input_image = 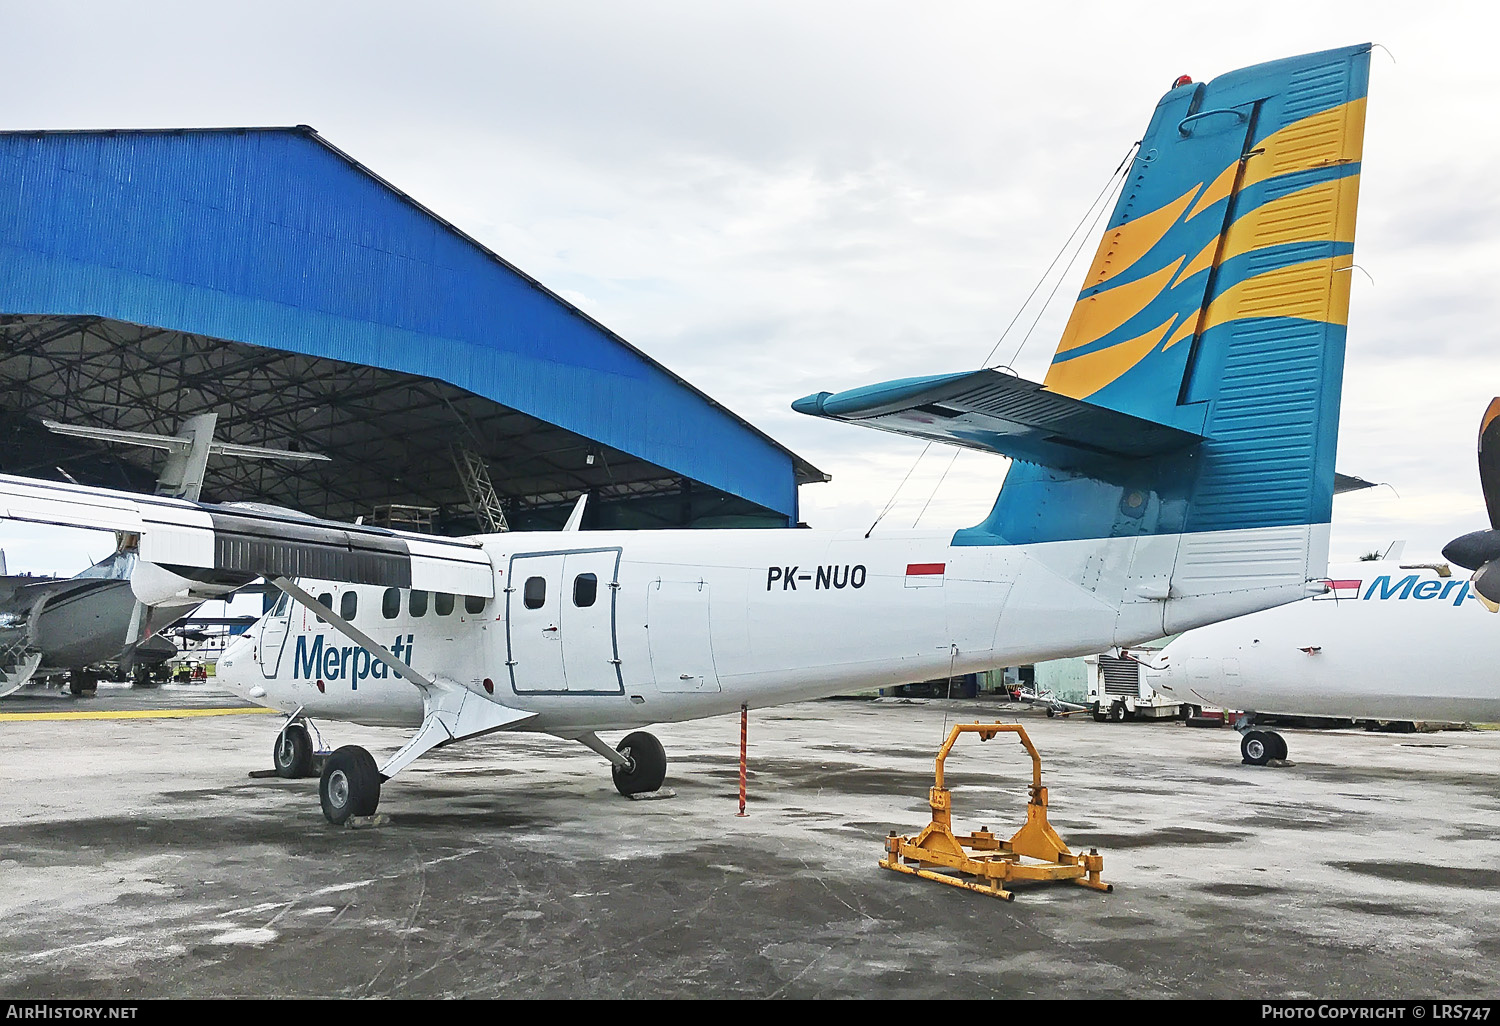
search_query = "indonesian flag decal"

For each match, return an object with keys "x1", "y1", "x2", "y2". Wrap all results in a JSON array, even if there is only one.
[
  {"x1": 905, "y1": 562, "x2": 945, "y2": 588},
  {"x1": 1316, "y1": 578, "x2": 1362, "y2": 600}
]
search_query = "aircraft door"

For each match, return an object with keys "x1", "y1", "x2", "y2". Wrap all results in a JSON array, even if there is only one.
[
  {"x1": 507, "y1": 554, "x2": 568, "y2": 693},
  {"x1": 648, "y1": 579, "x2": 721, "y2": 694},
  {"x1": 558, "y1": 550, "x2": 623, "y2": 694},
  {"x1": 258, "y1": 592, "x2": 292, "y2": 678},
  {"x1": 507, "y1": 548, "x2": 622, "y2": 694}
]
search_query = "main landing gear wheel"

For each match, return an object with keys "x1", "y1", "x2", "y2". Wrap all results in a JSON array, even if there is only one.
[
  {"x1": 273, "y1": 723, "x2": 314, "y2": 779},
  {"x1": 1241, "y1": 729, "x2": 1277, "y2": 766},
  {"x1": 320, "y1": 746, "x2": 382, "y2": 824},
  {"x1": 611, "y1": 731, "x2": 667, "y2": 796}
]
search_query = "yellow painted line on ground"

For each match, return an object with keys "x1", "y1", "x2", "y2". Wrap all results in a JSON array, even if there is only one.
[{"x1": 0, "y1": 706, "x2": 278, "y2": 722}]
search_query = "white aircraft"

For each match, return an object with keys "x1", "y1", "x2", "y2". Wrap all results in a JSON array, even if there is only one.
[
  {"x1": 0, "y1": 44, "x2": 1376, "y2": 822},
  {"x1": 1143, "y1": 559, "x2": 1499, "y2": 764},
  {"x1": 0, "y1": 551, "x2": 210, "y2": 697},
  {"x1": 1154, "y1": 398, "x2": 1500, "y2": 766},
  {"x1": 0, "y1": 412, "x2": 328, "y2": 696}
]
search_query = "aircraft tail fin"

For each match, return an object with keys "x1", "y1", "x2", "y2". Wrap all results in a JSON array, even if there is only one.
[
  {"x1": 796, "y1": 45, "x2": 1371, "y2": 545},
  {"x1": 969, "y1": 43, "x2": 1371, "y2": 542},
  {"x1": 795, "y1": 45, "x2": 1373, "y2": 637}
]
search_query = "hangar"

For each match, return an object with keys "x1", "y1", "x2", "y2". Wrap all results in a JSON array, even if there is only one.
[{"x1": 0, "y1": 127, "x2": 824, "y2": 532}]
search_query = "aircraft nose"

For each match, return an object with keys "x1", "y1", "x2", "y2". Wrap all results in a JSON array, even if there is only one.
[{"x1": 216, "y1": 630, "x2": 258, "y2": 697}]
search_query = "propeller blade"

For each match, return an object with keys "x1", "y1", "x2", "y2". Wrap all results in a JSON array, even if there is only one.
[
  {"x1": 1480, "y1": 398, "x2": 1500, "y2": 530},
  {"x1": 1472, "y1": 561, "x2": 1500, "y2": 611}
]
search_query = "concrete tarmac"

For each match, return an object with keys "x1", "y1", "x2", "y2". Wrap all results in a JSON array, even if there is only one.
[{"x1": 2, "y1": 688, "x2": 1498, "y2": 999}]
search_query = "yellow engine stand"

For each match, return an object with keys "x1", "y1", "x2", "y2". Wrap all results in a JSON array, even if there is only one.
[{"x1": 879, "y1": 722, "x2": 1112, "y2": 901}]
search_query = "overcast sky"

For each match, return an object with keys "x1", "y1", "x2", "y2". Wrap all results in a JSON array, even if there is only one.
[{"x1": 3, "y1": 0, "x2": 1497, "y2": 573}]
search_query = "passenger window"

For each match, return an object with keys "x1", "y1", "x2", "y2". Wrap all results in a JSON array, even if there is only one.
[
  {"x1": 340, "y1": 591, "x2": 357, "y2": 621},
  {"x1": 523, "y1": 577, "x2": 546, "y2": 610},
  {"x1": 382, "y1": 588, "x2": 400, "y2": 619},
  {"x1": 464, "y1": 595, "x2": 486, "y2": 615},
  {"x1": 573, "y1": 573, "x2": 598, "y2": 608},
  {"x1": 409, "y1": 590, "x2": 428, "y2": 617},
  {"x1": 273, "y1": 593, "x2": 290, "y2": 617},
  {"x1": 317, "y1": 592, "x2": 332, "y2": 623},
  {"x1": 435, "y1": 592, "x2": 454, "y2": 616}
]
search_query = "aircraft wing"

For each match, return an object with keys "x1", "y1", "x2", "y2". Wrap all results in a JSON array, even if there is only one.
[
  {"x1": 0, "y1": 474, "x2": 494, "y2": 598},
  {"x1": 792, "y1": 368, "x2": 1205, "y2": 471}
]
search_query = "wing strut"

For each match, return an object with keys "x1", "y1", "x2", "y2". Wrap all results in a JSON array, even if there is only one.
[{"x1": 267, "y1": 577, "x2": 534, "y2": 779}]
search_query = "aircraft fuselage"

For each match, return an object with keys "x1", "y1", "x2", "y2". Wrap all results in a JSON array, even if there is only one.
[{"x1": 218, "y1": 523, "x2": 1319, "y2": 734}]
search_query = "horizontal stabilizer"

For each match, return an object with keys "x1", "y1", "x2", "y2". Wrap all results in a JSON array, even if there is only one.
[{"x1": 792, "y1": 369, "x2": 1205, "y2": 471}]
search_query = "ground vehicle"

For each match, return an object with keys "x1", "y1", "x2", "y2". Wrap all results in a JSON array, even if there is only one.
[{"x1": 1087, "y1": 652, "x2": 1182, "y2": 722}]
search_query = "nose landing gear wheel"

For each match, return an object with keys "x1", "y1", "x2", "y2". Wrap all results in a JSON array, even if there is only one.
[
  {"x1": 273, "y1": 723, "x2": 314, "y2": 778},
  {"x1": 320, "y1": 745, "x2": 382, "y2": 824},
  {"x1": 611, "y1": 731, "x2": 667, "y2": 796}
]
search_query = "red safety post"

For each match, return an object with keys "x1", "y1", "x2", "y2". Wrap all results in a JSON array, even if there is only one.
[{"x1": 737, "y1": 702, "x2": 748, "y2": 817}]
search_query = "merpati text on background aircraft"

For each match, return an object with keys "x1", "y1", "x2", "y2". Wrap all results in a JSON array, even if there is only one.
[{"x1": 0, "y1": 44, "x2": 1375, "y2": 823}]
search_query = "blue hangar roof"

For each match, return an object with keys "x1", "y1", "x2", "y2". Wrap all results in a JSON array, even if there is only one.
[{"x1": 0, "y1": 127, "x2": 825, "y2": 530}]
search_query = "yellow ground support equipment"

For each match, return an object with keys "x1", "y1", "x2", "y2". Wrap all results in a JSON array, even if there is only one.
[{"x1": 879, "y1": 722, "x2": 1112, "y2": 901}]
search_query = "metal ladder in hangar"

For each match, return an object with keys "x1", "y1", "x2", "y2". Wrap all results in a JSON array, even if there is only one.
[
  {"x1": 0, "y1": 629, "x2": 43, "y2": 695},
  {"x1": 451, "y1": 445, "x2": 510, "y2": 534}
]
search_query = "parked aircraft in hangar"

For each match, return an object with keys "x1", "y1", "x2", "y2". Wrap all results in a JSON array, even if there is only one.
[
  {"x1": 0, "y1": 413, "x2": 326, "y2": 697},
  {"x1": 0, "y1": 44, "x2": 1376, "y2": 823}
]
